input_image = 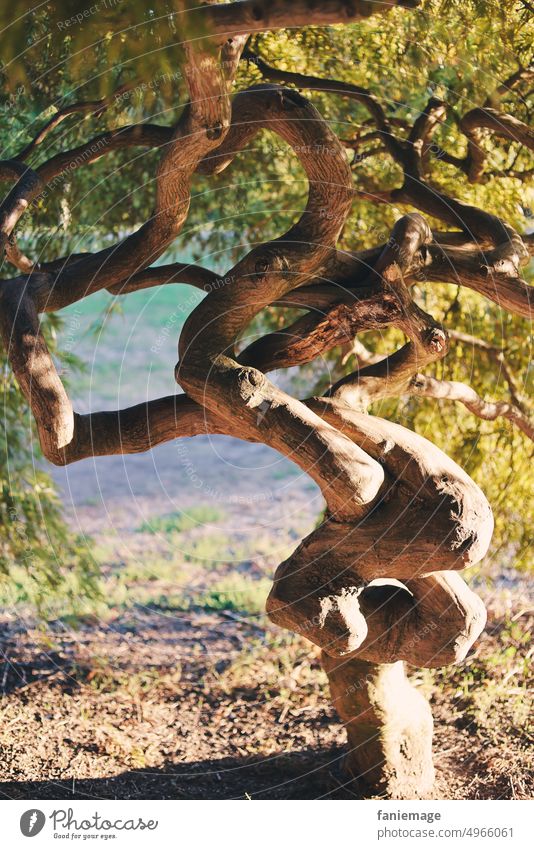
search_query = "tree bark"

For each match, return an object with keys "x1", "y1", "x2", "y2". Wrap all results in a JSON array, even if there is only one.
[{"x1": 322, "y1": 655, "x2": 435, "y2": 798}]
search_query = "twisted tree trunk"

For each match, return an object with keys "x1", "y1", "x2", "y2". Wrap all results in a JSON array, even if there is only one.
[
  {"x1": 1, "y1": 0, "x2": 532, "y2": 798},
  {"x1": 322, "y1": 656, "x2": 435, "y2": 796}
]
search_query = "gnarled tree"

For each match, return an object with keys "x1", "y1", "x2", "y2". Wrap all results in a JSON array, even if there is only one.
[{"x1": 1, "y1": 0, "x2": 532, "y2": 798}]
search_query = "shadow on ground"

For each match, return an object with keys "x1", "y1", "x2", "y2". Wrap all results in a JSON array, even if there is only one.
[{"x1": 0, "y1": 748, "x2": 363, "y2": 800}]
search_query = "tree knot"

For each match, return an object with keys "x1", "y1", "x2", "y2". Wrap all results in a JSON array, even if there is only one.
[
  {"x1": 235, "y1": 366, "x2": 268, "y2": 409},
  {"x1": 206, "y1": 122, "x2": 224, "y2": 141},
  {"x1": 423, "y1": 326, "x2": 449, "y2": 354}
]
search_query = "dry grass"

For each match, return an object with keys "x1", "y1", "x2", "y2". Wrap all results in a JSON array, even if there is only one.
[{"x1": 0, "y1": 528, "x2": 531, "y2": 800}]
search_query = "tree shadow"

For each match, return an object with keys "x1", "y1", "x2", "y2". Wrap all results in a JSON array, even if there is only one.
[
  {"x1": 0, "y1": 747, "x2": 368, "y2": 800},
  {"x1": 0, "y1": 649, "x2": 72, "y2": 696}
]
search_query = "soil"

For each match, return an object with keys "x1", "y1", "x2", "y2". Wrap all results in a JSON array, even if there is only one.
[{"x1": 0, "y1": 437, "x2": 532, "y2": 800}]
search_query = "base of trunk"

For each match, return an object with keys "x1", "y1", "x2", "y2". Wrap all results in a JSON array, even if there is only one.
[{"x1": 322, "y1": 653, "x2": 435, "y2": 799}]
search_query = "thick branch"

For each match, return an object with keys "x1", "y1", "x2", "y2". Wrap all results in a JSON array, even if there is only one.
[
  {"x1": 52, "y1": 395, "x2": 232, "y2": 466},
  {"x1": 0, "y1": 282, "x2": 73, "y2": 460},
  {"x1": 199, "y1": 0, "x2": 419, "y2": 38},
  {"x1": 178, "y1": 85, "x2": 384, "y2": 521}
]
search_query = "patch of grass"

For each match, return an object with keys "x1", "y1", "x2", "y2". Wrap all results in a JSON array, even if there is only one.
[
  {"x1": 89, "y1": 540, "x2": 127, "y2": 567},
  {"x1": 137, "y1": 506, "x2": 224, "y2": 535},
  {"x1": 104, "y1": 563, "x2": 191, "y2": 611},
  {"x1": 73, "y1": 657, "x2": 182, "y2": 695},
  {"x1": 210, "y1": 631, "x2": 328, "y2": 707},
  {"x1": 174, "y1": 531, "x2": 284, "y2": 569},
  {"x1": 182, "y1": 534, "x2": 234, "y2": 567},
  {"x1": 115, "y1": 556, "x2": 186, "y2": 585},
  {"x1": 424, "y1": 612, "x2": 533, "y2": 745},
  {"x1": 0, "y1": 562, "x2": 106, "y2": 625},
  {"x1": 194, "y1": 574, "x2": 271, "y2": 614},
  {"x1": 134, "y1": 590, "x2": 192, "y2": 611},
  {"x1": 184, "y1": 531, "x2": 298, "y2": 572}
]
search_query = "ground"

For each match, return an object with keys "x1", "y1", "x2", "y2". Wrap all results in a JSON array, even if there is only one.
[{"x1": 0, "y1": 437, "x2": 532, "y2": 800}]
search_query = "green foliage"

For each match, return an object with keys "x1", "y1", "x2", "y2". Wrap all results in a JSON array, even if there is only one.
[
  {"x1": 137, "y1": 505, "x2": 224, "y2": 535},
  {"x1": 0, "y1": 1, "x2": 200, "y2": 101},
  {"x1": 192, "y1": 574, "x2": 272, "y2": 614},
  {"x1": 0, "y1": 316, "x2": 100, "y2": 616},
  {"x1": 0, "y1": 0, "x2": 532, "y2": 604}
]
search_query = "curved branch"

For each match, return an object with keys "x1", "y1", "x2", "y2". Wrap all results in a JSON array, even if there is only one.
[
  {"x1": 312, "y1": 237, "x2": 534, "y2": 319},
  {"x1": 15, "y1": 83, "x2": 136, "y2": 162},
  {"x1": 4, "y1": 234, "x2": 36, "y2": 273},
  {"x1": 409, "y1": 373, "x2": 534, "y2": 442},
  {"x1": 326, "y1": 214, "x2": 448, "y2": 407},
  {"x1": 222, "y1": 225, "x2": 534, "y2": 378},
  {"x1": 0, "y1": 164, "x2": 43, "y2": 257},
  {"x1": 460, "y1": 107, "x2": 534, "y2": 183},
  {"x1": 178, "y1": 84, "x2": 383, "y2": 521},
  {"x1": 26, "y1": 42, "x2": 244, "y2": 312},
  {"x1": 243, "y1": 46, "x2": 403, "y2": 158},
  {"x1": 237, "y1": 287, "x2": 393, "y2": 372},
  {"x1": 268, "y1": 397, "x2": 492, "y2": 660}
]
